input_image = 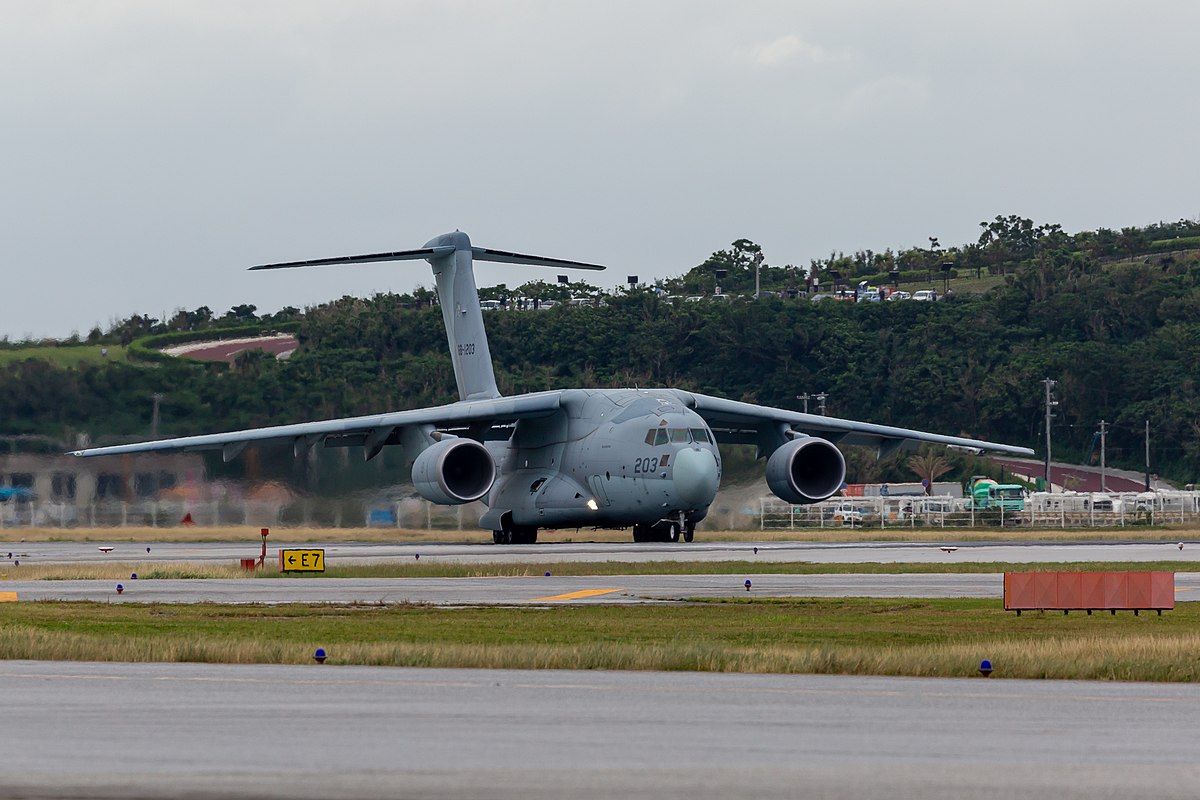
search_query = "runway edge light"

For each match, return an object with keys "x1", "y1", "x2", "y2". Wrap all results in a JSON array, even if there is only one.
[
  {"x1": 314, "y1": 648, "x2": 327, "y2": 664},
  {"x1": 979, "y1": 659, "x2": 993, "y2": 677}
]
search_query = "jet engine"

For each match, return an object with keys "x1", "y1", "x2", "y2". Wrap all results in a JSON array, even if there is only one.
[
  {"x1": 411, "y1": 438, "x2": 495, "y2": 505},
  {"x1": 765, "y1": 436, "x2": 846, "y2": 504}
]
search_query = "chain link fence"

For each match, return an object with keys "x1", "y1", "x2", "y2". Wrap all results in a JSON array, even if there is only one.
[{"x1": 761, "y1": 491, "x2": 1200, "y2": 530}]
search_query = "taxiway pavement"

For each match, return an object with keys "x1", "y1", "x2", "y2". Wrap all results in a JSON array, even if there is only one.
[
  {"x1": 1, "y1": 661, "x2": 1197, "y2": 799},
  {"x1": 4, "y1": 538, "x2": 1197, "y2": 566},
  {"x1": 5, "y1": 572, "x2": 1200, "y2": 604}
]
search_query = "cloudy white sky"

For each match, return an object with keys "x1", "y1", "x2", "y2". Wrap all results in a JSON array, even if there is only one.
[{"x1": 2, "y1": 1, "x2": 1197, "y2": 338}]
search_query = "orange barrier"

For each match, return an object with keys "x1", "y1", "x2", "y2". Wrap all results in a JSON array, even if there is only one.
[{"x1": 1004, "y1": 571, "x2": 1174, "y2": 615}]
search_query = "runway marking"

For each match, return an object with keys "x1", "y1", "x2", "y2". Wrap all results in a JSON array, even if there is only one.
[
  {"x1": 0, "y1": 592, "x2": 16, "y2": 602},
  {"x1": 531, "y1": 588, "x2": 622, "y2": 602}
]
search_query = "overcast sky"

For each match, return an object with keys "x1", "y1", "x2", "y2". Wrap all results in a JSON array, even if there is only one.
[{"x1": 3, "y1": 1, "x2": 1197, "y2": 339}]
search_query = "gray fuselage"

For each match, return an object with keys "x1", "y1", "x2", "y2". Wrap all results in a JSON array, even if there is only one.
[{"x1": 481, "y1": 388, "x2": 721, "y2": 531}]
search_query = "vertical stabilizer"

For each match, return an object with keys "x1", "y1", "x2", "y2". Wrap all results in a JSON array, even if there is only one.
[
  {"x1": 247, "y1": 231, "x2": 605, "y2": 404},
  {"x1": 424, "y1": 231, "x2": 501, "y2": 402}
]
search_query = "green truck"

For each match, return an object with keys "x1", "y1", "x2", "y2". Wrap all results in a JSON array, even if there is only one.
[{"x1": 967, "y1": 476, "x2": 1026, "y2": 511}]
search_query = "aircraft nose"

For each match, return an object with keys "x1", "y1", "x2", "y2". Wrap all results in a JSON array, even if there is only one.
[{"x1": 673, "y1": 447, "x2": 720, "y2": 508}]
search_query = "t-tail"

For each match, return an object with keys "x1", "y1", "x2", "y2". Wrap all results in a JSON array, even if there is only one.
[{"x1": 249, "y1": 231, "x2": 605, "y2": 402}]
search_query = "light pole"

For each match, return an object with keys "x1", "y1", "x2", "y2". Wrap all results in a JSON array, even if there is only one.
[
  {"x1": 151, "y1": 393, "x2": 165, "y2": 439},
  {"x1": 1144, "y1": 419, "x2": 1151, "y2": 491},
  {"x1": 1098, "y1": 419, "x2": 1108, "y2": 492},
  {"x1": 1042, "y1": 378, "x2": 1057, "y2": 491}
]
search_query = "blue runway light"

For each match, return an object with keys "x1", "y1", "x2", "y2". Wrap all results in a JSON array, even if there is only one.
[
  {"x1": 314, "y1": 648, "x2": 327, "y2": 664},
  {"x1": 753, "y1": 547, "x2": 759, "y2": 555},
  {"x1": 979, "y1": 659, "x2": 993, "y2": 677},
  {"x1": 415, "y1": 554, "x2": 420, "y2": 560},
  {"x1": 146, "y1": 547, "x2": 151, "y2": 553},
  {"x1": 544, "y1": 571, "x2": 551, "y2": 577},
  {"x1": 130, "y1": 573, "x2": 137, "y2": 580},
  {"x1": 744, "y1": 579, "x2": 752, "y2": 591},
  {"x1": 116, "y1": 584, "x2": 124, "y2": 594}
]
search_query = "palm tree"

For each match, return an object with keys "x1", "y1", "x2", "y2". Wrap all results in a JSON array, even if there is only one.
[{"x1": 908, "y1": 452, "x2": 951, "y2": 495}]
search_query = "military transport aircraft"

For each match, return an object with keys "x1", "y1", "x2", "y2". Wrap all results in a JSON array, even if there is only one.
[{"x1": 72, "y1": 231, "x2": 1033, "y2": 543}]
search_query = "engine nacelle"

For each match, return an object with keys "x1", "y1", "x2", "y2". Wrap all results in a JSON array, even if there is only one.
[
  {"x1": 411, "y1": 438, "x2": 495, "y2": 505},
  {"x1": 765, "y1": 436, "x2": 846, "y2": 504}
]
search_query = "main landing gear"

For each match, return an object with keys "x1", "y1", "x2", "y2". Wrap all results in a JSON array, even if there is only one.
[
  {"x1": 633, "y1": 518, "x2": 695, "y2": 543},
  {"x1": 492, "y1": 527, "x2": 537, "y2": 544},
  {"x1": 492, "y1": 520, "x2": 537, "y2": 545}
]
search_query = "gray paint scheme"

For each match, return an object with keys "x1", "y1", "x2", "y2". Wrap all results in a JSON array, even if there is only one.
[{"x1": 71, "y1": 230, "x2": 1034, "y2": 540}]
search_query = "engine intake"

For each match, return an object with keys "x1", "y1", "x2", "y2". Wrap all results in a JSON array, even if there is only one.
[
  {"x1": 765, "y1": 436, "x2": 846, "y2": 504},
  {"x1": 411, "y1": 438, "x2": 495, "y2": 505}
]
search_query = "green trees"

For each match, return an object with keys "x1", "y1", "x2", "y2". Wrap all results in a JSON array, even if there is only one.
[{"x1": 2, "y1": 218, "x2": 1199, "y2": 487}]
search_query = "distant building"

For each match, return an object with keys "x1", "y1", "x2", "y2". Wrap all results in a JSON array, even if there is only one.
[{"x1": 0, "y1": 452, "x2": 206, "y2": 506}]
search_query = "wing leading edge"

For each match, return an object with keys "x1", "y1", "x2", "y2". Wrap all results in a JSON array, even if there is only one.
[
  {"x1": 69, "y1": 392, "x2": 563, "y2": 460},
  {"x1": 674, "y1": 391, "x2": 1034, "y2": 458}
]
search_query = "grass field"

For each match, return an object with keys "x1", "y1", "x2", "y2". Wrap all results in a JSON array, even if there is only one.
[
  {"x1": 5, "y1": 525, "x2": 1199, "y2": 544},
  {"x1": 4, "y1": 559, "x2": 1200, "y2": 581},
  {"x1": 2, "y1": 598, "x2": 1198, "y2": 681},
  {"x1": 0, "y1": 344, "x2": 128, "y2": 367}
]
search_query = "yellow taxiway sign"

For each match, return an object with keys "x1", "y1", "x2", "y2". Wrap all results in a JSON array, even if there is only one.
[{"x1": 279, "y1": 548, "x2": 325, "y2": 573}]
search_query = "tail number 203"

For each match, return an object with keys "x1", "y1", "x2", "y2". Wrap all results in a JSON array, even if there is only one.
[{"x1": 633, "y1": 456, "x2": 660, "y2": 474}]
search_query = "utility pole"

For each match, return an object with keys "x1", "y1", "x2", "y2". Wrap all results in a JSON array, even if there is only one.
[
  {"x1": 1098, "y1": 419, "x2": 1108, "y2": 492},
  {"x1": 797, "y1": 392, "x2": 829, "y2": 415},
  {"x1": 1144, "y1": 419, "x2": 1151, "y2": 491},
  {"x1": 753, "y1": 252, "x2": 764, "y2": 299},
  {"x1": 150, "y1": 393, "x2": 165, "y2": 439},
  {"x1": 1042, "y1": 379, "x2": 1057, "y2": 492}
]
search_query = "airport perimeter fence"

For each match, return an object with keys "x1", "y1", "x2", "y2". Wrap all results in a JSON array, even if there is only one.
[
  {"x1": 760, "y1": 492, "x2": 1200, "y2": 531},
  {"x1": 6, "y1": 493, "x2": 1200, "y2": 532},
  {"x1": 0, "y1": 497, "x2": 489, "y2": 530}
]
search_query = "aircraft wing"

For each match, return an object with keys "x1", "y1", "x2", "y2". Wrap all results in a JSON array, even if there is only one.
[
  {"x1": 674, "y1": 391, "x2": 1034, "y2": 458},
  {"x1": 69, "y1": 392, "x2": 563, "y2": 461}
]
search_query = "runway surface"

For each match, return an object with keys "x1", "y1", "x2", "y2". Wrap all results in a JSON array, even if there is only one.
[
  {"x1": 1, "y1": 661, "x2": 1197, "y2": 799},
  {"x1": 5, "y1": 572, "x2": 1200, "y2": 604},
  {"x1": 5, "y1": 538, "x2": 1198, "y2": 566}
]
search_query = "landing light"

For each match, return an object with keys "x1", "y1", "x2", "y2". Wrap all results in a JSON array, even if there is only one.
[{"x1": 586, "y1": 498, "x2": 599, "y2": 511}]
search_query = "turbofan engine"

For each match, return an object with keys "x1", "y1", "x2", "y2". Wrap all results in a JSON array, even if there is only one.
[
  {"x1": 411, "y1": 438, "x2": 496, "y2": 505},
  {"x1": 765, "y1": 436, "x2": 846, "y2": 504}
]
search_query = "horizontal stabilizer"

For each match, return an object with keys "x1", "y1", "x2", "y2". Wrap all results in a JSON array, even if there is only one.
[
  {"x1": 248, "y1": 246, "x2": 455, "y2": 271},
  {"x1": 471, "y1": 247, "x2": 606, "y2": 271}
]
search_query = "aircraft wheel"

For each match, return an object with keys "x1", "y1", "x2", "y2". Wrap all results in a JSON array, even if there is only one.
[
  {"x1": 683, "y1": 525, "x2": 694, "y2": 543},
  {"x1": 662, "y1": 522, "x2": 680, "y2": 543},
  {"x1": 492, "y1": 530, "x2": 512, "y2": 545},
  {"x1": 632, "y1": 524, "x2": 652, "y2": 543},
  {"x1": 512, "y1": 527, "x2": 538, "y2": 545}
]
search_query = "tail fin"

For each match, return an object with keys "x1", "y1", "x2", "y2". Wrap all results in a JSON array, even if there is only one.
[{"x1": 249, "y1": 231, "x2": 605, "y2": 402}]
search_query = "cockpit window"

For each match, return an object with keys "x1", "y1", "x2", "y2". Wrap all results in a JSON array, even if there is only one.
[
  {"x1": 646, "y1": 428, "x2": 668, "y2": 446},
  {"x1": 669, "y1": 428, "x2": 691, "y2": 443},
  {"x1": 690, "y1": 428, "x2": 711, "y2": 443}
]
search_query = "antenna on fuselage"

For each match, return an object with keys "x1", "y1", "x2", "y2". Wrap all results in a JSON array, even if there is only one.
[{"x1": 248, "y1": 231, "x2": 606, "y2": 402}]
